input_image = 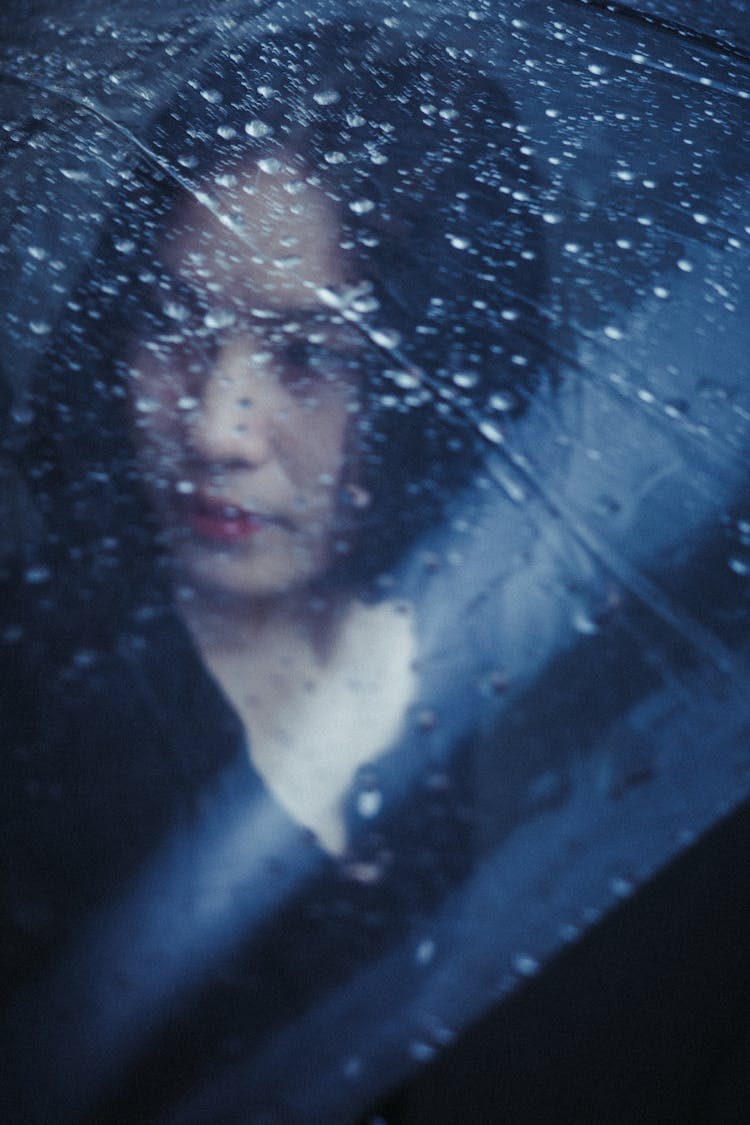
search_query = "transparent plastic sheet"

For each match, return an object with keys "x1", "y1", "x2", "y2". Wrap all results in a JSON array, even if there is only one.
[{"x1": 1, "y1": 2, "x2": 749, "y2": 1123}]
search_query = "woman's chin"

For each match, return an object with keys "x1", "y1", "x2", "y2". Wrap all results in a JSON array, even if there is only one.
[{"x1": 169, "y1": 549, "x2": 327, "y2": 610}]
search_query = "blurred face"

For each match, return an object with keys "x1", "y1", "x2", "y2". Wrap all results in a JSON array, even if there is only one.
[{"x1": 129, "y1": 166, "x2": 365, "y2": 602}]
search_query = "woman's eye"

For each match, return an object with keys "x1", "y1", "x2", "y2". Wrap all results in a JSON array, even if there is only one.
[
  {"x1": 281, "y1": 337, "x2": 360, "y2": 382},
  {"x1": 277, "y1": 340, "x2": 331, "y2": 395},
  {"x1": 282, "y1": 338, "x2": 315, "y2": 370}
]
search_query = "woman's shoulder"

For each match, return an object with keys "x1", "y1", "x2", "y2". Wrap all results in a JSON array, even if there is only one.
[{"x1": 0, "y1": 570, "x2": 253, "y2": 983}]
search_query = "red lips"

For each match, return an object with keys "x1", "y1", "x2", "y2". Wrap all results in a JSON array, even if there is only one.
[{"x1": 183, "y1": 492, "x2": 265, "y2": 543}]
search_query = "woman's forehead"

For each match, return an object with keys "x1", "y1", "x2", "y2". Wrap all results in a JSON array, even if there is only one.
[{"x1": 161, "y1": 160, "x2": 351, "y2": 313}]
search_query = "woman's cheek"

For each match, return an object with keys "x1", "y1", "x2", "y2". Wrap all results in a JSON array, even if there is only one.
[
  {"x1": 129, "y1": 363, "x2": 186, "y2": 474},
  {"x1": 295, "y1": 395, "x2": 352, "y2": 491}
]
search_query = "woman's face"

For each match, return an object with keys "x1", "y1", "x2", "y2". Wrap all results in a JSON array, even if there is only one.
[{"x1": 129, "y1": 165, "x2": 365, "y2": 603}]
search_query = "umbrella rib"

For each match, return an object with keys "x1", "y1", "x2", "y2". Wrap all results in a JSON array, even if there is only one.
[{"x1": 558, "y1": 0, "x2": 750, "y2": 65}]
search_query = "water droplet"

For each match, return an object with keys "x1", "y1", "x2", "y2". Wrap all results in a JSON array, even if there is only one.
[
  {"x1": 343, "y1": 483, "x2": 371, "y2": 510},
  {"x1": 315, "y1": 287, "x2": 345, "y2": 310},
  {"x1": 478, "y1": 420, "x2": 504, "y2": 445},
  {"x1": 448, "y1": 234, "x2": 470, "y2": 250},
  {"x1": 11, "y1": 405, "x2": 33, "y2": 426},
  {"x1": 489, "y1": 392, "x2": 515, "y2": 413},
  {"x1": 217, "y1": 124, "x2": 237, "y2": 139},
  {"x1": 409, "y1": 1040, "x2": 437, "y2": 1063},
  {"x1": 352, "y1": 294, "x2": 379, "y2": 314},
  {"x1": 346, "y1": 112, "x2": 366, "y2": 127},
  {"x1": 200, "y1": 88, "x2": 223, "y2": 104},
  {"x1": 177, "y1": 396, "x2": 199, "y2": 411},
  {"x1": 415, "y1": 939, "x2": 436, "y2": 965},
  {"x1": 175, "y1": 480, "x2": 196, "y2": 494},
  {"x1": 114, "y1": 238, "x2": 135, "y2": 254},
  {"x1": 654, "y1": 285, "x2": 670, "y2": 299},
  {"x1": 204, "y1": 308, "x2": 236, "y2": 329},
  {"x1": 214, "y1": 173, "x2": 238, "y2": 190},
  {"x1": 604, "y1": 325, "x2": 624, "y2": 340},
  {"x1": 28, "y1": 245, "x2": 46, "y2": 260},
  {"x1": 342, "y1": 1056, "x2": 362, "y2": 1079},
  {"x1": 453, "y1": 371, "x2": 478, "y2": 389},
  {"x1": 677, "y1": 258, "x2": 694, "y2": 273},
  {"x1": 163, "y1": 301, "x2": 189, "y2": 321},
  {"x1": 693, "y1": 212, "x2": 709, "y2": 225},
  {"x1": 61, "y1": 168, "x2": 89, "y2": 182},
  {"x1": 349, "y1": 198, "x2": 375, "y2": 215},
  {"x1": 341, "y1": 860, "x2": 384, "y2": 885},
  {"x1": 369, "y1": 328, "x2": 401, "y2": 350},
  {"x1": 417, "y1": 709, "x2": 438, "y2": 731},
  {"x1": 29, "y1": 320, "x2": 51, "y2": 336},
  {"x1": 24, "y1": 565, "x2": 51, "y2": 585},
  {"x1": 728, "y1": 556, "x2": 750, "y2": 577},
  {"x1": 542, "y1": 212, "x2": 563, "y2": 225},
  {"x1": 572, "y1": 609, "x2": 599, "y2": 635},
  {"x1": 245, "y1": 119, "x2": 271, "y2": 138},
  {"x1": 356, "y1": 790, "x2": 382, "y2": 819},
  {"x1": 610, "y1": 875, "x2": 634, "y2": 898},
  {"x1": 257, "y1": 157, "x2": 281, "y2": 175},
  {"x1": 387, "y1": 368, "x2": 422, "y2": 390},
  {"x1": 134, "y1": 397, "x2": 160, "y2": 414},
  {"x1": 313, "y1": 89, "x2": 340, "y2": 106},
  {"x1": 512, "y1": 953, "x2": 540, "y2": 977}
]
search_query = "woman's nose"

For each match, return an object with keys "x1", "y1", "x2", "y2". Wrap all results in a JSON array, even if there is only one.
[{"x1": 187, "y1": 341, "x2": 277, "y2": 467}]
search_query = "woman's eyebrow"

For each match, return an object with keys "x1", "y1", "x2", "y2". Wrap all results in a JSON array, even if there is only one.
[
  {"x1": 247, "y1": 305, "x2": 362, "y2": 334},
  {"x1": 274, "y1": 311, "x2": 369, "y2": 348},
  {"x1": 152, "y1": 269, "x2": 366, "y2": 344}
]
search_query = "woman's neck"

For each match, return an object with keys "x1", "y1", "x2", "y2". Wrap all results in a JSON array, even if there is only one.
[
  {"x1": 179, "y1": 585, "x2": 349, "y2": 663},
  {"x1": 178, "y1": 587, "x2": 418, "y2": 857}
]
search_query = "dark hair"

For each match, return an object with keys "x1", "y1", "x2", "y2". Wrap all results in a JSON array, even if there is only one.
[{"x1": 25, "y1": 20, "x2": 551, "y2": 619}]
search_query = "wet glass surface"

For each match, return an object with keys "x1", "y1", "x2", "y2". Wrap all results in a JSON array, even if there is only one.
[{"x1": 1, "y1": 3, "x2": 749, "y2": 1123}]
